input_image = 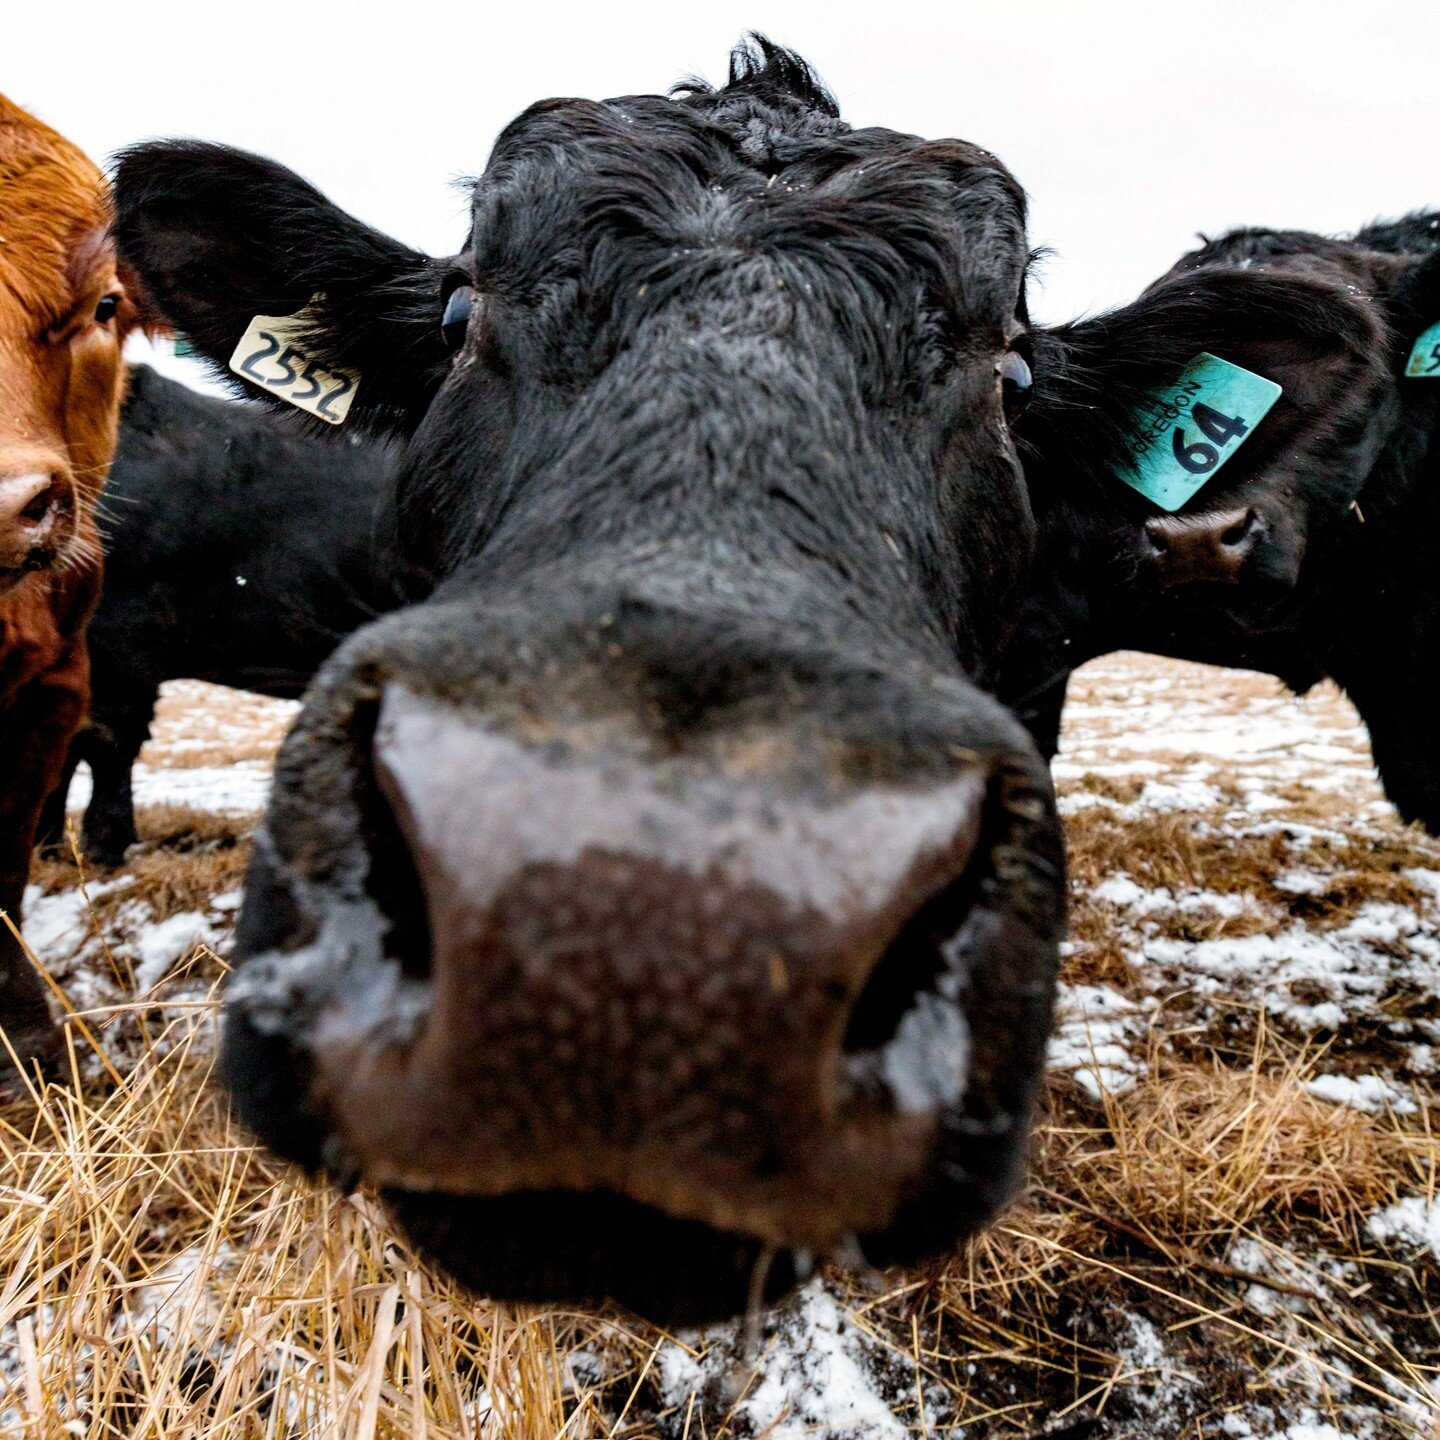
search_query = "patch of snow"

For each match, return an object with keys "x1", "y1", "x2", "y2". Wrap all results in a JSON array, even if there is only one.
[
  {"x1": 1051, "y1": 758, "x2": 1167, "y2": 782},
  {"x1": 1057, "y1": 791, "x2": 1114, "y2": 815},
  {"x1": 1274, "y1": 869, "x2": 1329, "y2": 895},
  {"x1": 1138, "y1": 899, "x2": 1440, "y2": 1034},
  {"x1": 1086, "y1": 876, "x2": 1250, "y2": 921},
  {"x1": 1224, "y1": 1237, "x2": 1324, "y2": 1318},
  {"x1": 1404, "y1": 867, "x2": 1440, "y2": 900},
  {"x1": 132, "y1": 763, "x2": 272, "y2": 815},
  {"x1": 1048, "y1": 984, "x2": 1148, "y2": 1098},
  {"x1": 656, "y1": 1282, "x2": 905, "y2": 1439},
  {"x1": 63, "y1": 763, "x2": 270, "y2": 817},
  {"x1": 1137, "y1": 778, "x2": 1223, "y2": 811},
  {"x1": 19, "y1": 886, "x2": 96, "y2": 963},
  {"x1": 134, "y1": 911, "x2": 219, "y2": 992},
  {"x1": 1304, "y1": 1073, "x2": 1416, "y2": 1115},
  {"x1": 1117, "y1": 1312, "x2": 1196, "y2": 1418},
  {"x1": 1368, "y1": 1196, "x2": 1440, "y2": 1261},
  {"x1": 1111, "y1": 719, "x2": 1327, "y2": 759},
  {"x1": 1245, "y1": 789, "x2": 1289, "y2": 812},
  {"x1": 1092, "y1": 874, "x2": 1150, "y2": 907}
]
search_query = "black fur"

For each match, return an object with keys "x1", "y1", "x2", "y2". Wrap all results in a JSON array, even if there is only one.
[
  {"x1": 36, "y1": 366, "x2": 419, "y2": 864},
  {"x1": 1002, "y1": 213, "x2": 1440, "y2": 830}
]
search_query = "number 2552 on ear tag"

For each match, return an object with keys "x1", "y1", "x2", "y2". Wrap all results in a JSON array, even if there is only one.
[
  {"x1": 1116, "y1": 352, "x2": 1282, "y2": 512},
  {"x1": 228, "y1": 305, "x2": 358, "y2": 425}
]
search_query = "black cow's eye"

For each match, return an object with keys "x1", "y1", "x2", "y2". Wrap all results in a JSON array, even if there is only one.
[
  {"x1": 442, "y1": 284, "x2": 475, "y2": 351},
  {"x1": 998, "y1": 349, "x2": 1033, "y2": 422},
  {"x1": 94, "y1": 294, "x2": 121, "y2": 324}
]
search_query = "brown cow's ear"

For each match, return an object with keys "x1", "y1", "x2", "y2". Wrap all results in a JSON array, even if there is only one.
[
  {"x1": 112, "y1": 141, "x2": 452, "y2": 436},
  {"x1": 1021, "y1": 267, "x2": 1394, "y2": 520}
]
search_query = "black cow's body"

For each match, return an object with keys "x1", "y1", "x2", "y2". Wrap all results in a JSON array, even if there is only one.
[
  {"x1": 1003, "y1": 215, "x2": 1436, "y2": 827},
  {"x1": 38, "y1": 365, "x2": 412, "y2": 864}
]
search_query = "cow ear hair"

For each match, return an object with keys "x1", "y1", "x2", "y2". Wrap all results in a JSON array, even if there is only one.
[
  {"x1": 112, "y1": 141, "x2": 451, "y2": 435},
  {"x1": 1022, "y1": 267, "x2": 1393, "y2": 514},
  {"x1": 1389, "y1": 247, "x2": 1440, "y2": 364}
]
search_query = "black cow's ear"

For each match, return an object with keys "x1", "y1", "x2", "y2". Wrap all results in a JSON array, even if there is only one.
[
  {"x1": 1390, "y1": 248, "x2": 1440, "y2": 367},
  {"x1": 1022, "y1": 267, "x2": 1393, "y2": 514},
  {"x1": 112, "y1": 141, "x2": 452, "y2": 436}
]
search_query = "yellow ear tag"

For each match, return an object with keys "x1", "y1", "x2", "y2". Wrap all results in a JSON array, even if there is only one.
[{"x1": 228, "y1": 300, "x2": 358, "y2": 425}]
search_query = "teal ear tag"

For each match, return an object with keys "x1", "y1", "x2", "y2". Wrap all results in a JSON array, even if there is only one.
[
  {"x1": 1116, "y1": 352, "x2": 1282, "y2": 512},
  {"x1": 1404, "y1": 322, "x2": 1440, "y2": 378}
]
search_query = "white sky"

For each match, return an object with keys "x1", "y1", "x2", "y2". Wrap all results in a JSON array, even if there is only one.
[{"x1": 6, "y1": 0, "x2": 1436, "y2": 385}]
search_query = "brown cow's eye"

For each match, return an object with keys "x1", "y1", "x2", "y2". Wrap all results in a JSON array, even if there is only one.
[
  {"x1": 998, "y1": 350, "x2": 1033, "y2": 422},
  {"x1": 442, "y1": 284, "x2": 475, "y2": 351},
  {"x1": 94, "y1": 294, "x2": 121, "y2": 324}
]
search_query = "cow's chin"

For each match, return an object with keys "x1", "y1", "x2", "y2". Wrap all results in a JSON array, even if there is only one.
[
  {"x1": 379, "y1": 1187, "x2": 805, "y2": 1325},
  {"x1": 1150, "y1": 572, "x2": 1302, "y2": 634}
]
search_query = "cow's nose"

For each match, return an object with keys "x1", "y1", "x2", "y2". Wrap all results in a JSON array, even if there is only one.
[
  {"x1": 225, "y1": 670, "x2": 1062, "y2": 1312},
  {"x1": 0, "y1": 471, "x2": 67, "y2": 574},
  {"x1": 1142, "y1": 506, "x2": 1260, "y2": 587},
  {"x1": 334, "y1": 682, "x2": 994, "y2": 1236}
]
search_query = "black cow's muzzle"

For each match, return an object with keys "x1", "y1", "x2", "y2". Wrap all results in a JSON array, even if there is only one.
[{"x1": 223, "y1": 626, "x2": 1064, "y2": 1321}]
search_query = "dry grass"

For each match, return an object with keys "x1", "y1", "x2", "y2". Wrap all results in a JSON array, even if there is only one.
[
  {"x1": 0, "y1": 990, "x2": 626, "y2": 1439},
  {"x1": 3, "y1": 660, "x2": 1439, "y2": 1437},
  {"x1": 3, "y1": 930, "x2": 1434, "y2": 1436},
  {"x1": 30, "y1": 808, "x2": 252, "y2": 926}
]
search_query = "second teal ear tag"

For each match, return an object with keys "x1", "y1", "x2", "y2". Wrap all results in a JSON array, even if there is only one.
[
  {"x1": 1116, "y1": 352, "x2": 1282, "y2": 512},
  {"x1": 1405, "y1": 322, "x2": 1440, "y2": 378}
]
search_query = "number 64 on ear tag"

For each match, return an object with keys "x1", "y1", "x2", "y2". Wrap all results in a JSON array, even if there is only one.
[
  {"x1": 228, "y1": 302, "x2": 359, "y2": 425},
  {"x1": 1117, "y1": 352, "x2": 1282, "y2": 512}
]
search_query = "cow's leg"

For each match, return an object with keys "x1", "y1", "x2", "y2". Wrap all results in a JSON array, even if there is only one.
[
  {"x1": 1352, "y1": 689, "x2": 1440, "y2": 835},
  {"x1": 34, "y1": 735, "x2": 84, "y2": 859},
  {"x1": 1015, "y1": 671, "x2": 1072, "y2": 764},
  {"x1": 0, "y1": 647, "x2": 89, "y2": 1084},
  {"x1": 80, "y1": 701, "x2": 152, "y2": 867}
]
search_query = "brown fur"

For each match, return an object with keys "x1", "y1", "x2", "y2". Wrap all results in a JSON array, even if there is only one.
[{"x1": 0, "y1": 93, "x2": 139, "y2": 1077}]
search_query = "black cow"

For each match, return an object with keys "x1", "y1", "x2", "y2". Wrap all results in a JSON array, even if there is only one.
[
  {"x1": 1000, "y1": 214, "x2": 1437, "y2": 833},
  {"x1": 37, "y1": 365, "x2": 412, "y2": 866},
  {"x1": 109, "y1": 41, "x2": 1377, "y2": 1322},
  {"x1": 112, "y1": 41, "x2": 1066, "y2": 1322}
]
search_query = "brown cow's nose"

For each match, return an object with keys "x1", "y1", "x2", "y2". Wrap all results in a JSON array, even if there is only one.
[
  {"x1": 0, "y1": 471, "x2": 67, "y2": 575},
  {"x1": 1142, "y1": 506, "x2": 1260, "y2": 587}
]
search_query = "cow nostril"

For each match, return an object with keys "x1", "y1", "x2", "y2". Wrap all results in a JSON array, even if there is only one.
[
  {"x1": 354, "y1": 701, "x2": 434, "y2": 981},
  {"x1": 19, "y1": 483, "x2": 56, "y2": 524},
  {"x1": 1220, "y1": 509, "x2": 1258, "y2": 549},
  {"x1": 1141, "y1": 520, "x2": 1170, "y2": 558},
  {"x1": 841, "y1": 776, "x2": 998, "y2": 1056}
]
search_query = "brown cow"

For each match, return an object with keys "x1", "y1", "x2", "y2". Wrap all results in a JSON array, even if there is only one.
[{"x1": 1, "y1": 94, "x2": 139, "y2": 1083}]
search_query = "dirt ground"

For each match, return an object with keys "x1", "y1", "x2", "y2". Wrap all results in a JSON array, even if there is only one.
[{"x1": 2, "y1": 655, "x2": 1437, "y2": 1438}]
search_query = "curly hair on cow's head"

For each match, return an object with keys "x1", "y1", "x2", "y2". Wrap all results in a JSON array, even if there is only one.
[
  {"x1": 670, "y1": 34, "x2": 845, "y2": 150},
  {"x1": 1354, "y1": 209, "x2": 1440, "y2": 257}
]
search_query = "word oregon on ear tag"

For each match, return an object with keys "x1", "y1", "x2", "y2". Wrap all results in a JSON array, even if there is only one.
[
  {"x1": 1404, "y1": 322, "x2": 1440, "y2": 378},
  {"x1": 228, "y1": 300, "x2": 358, "y2": 425},
  {"x1": 1117, "y1": 352, "x2": 1282, "y2": 512}
]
